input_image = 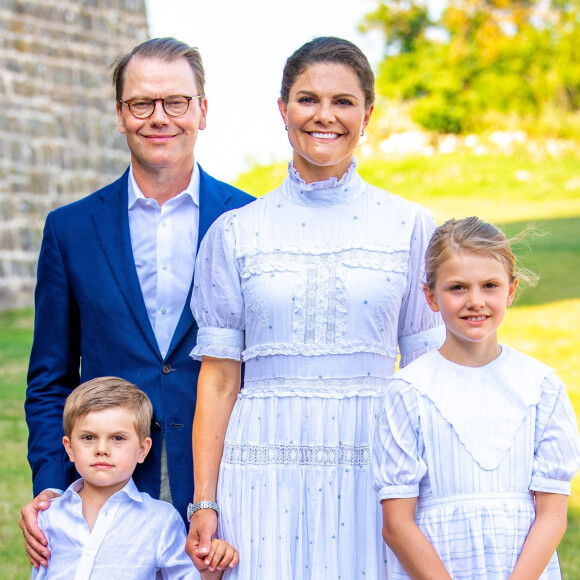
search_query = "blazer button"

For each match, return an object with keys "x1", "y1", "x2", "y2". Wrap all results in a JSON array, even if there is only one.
[{"x1": 162, "y1": 364, "x2": 172, "y2": 374}]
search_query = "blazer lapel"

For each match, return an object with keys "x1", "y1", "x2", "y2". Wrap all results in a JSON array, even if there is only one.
[{"x1": 91, "y1": 170, "x2": 161, "y2": 358}]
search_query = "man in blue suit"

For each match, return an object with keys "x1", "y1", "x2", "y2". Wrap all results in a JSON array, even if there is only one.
[{"x1": 20, "y1": 37, "x2": 253, "y2": 569}]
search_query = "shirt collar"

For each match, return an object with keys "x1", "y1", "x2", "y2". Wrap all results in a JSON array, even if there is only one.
[
  {"x1": 127, "y1": 162, "x2": 200, "y2": 209},
  {"x1": 62, "y1": 477, "x2": 143, "y2": 504}
]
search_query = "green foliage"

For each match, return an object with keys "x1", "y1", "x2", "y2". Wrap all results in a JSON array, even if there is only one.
[
  {"x1": 234, "y1": 162, "x2": 288, "y2": 198},
  {"x1": 363, "y1": 0, "x2": 432, "y2": 53},
  {"x1": 362, "y1": 0, "x2": 580, "y2": 134},
  {"x1": 411, "y1": 93, "x2": 469, "y2": 133}
]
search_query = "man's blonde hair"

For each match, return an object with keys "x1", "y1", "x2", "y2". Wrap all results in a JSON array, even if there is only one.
[{"x1": 63, "y1": 377, "x2": 152, "y2": 441}]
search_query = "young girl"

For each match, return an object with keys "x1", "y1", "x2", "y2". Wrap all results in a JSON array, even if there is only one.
[{"x1": 373, "y1": 217, "x2": 580, "y2": 579}]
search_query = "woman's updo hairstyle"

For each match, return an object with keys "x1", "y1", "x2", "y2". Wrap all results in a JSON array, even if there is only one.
[
  {"x1": 280, "y1": 37, "x2": 375, "y2": 109},
  {"x1": 425, "y1": 217, "x2": 538, "y2": 291}
]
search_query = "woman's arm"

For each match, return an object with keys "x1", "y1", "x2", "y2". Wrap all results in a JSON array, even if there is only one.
[
  {"x1": 185, "y1": 356, "x2": 241, "y2": 567},
  {"x1": 508, "y1": 492, "x2": 568, "y2": 580},
  {"x1": 382, "y1": 498, "x2": 451, "y2": 580}
]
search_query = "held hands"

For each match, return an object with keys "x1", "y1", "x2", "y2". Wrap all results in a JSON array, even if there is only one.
[
  {"x1": 19, "y1": 489, "x2": 60, "y2": 568},
  {"x1": 200, "y1": 539, "x2": 239, "y2": 577},
  {"x1": 187, "y1": 508, "x2": 240, "y2": 575}
]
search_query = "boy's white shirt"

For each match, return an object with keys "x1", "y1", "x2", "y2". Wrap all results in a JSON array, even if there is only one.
[{"x1": 31, "y1": 478, "x2": 200, "y2": 580}]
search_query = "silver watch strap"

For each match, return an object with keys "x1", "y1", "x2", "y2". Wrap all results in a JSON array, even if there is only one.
[{"x1": 187, "y1": 500, "x2": 219, "y2": 521}]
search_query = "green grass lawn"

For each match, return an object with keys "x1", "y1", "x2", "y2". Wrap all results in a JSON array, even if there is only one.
[
  {"x1": 2, "y1": 148, "x2": 579, "y2": 578},
  {"x1": 235, "y1": 148, "x2": 580, "y2": 223},
  {"x1": 0, "y1": 309, "x2": 35, "y2": 578}
]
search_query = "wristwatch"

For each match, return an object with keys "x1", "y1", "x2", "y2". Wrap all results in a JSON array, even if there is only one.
[{"x1": 187, "y1": 500, "x2": 220, "y2": 521}]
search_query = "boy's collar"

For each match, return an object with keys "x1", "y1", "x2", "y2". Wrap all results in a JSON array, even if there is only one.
[{"x1": 64, "y1": 477, "x2": 143, "y2": 503}]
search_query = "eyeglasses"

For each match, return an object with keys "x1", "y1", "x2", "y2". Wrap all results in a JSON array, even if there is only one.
[{"x1": 118, "y1": 95, "x2": 203, "y2": 119}]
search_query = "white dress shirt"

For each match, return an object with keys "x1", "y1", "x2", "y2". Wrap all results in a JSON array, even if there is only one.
[
  {"x1": 32, "y1": 478, "x2": 199, "y2": 580},
  {"x1": 128, "y1": 164, "x2": 199, "y2": 359}
]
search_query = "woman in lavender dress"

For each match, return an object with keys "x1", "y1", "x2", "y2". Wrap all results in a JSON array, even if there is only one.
[{"x1": 186, "y1": 37, "x2": 444, "y2": 579}]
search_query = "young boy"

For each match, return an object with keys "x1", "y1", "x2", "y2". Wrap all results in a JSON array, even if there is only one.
[{"x1": 32, "y1": 377, "x2": 238, "y2": 579}]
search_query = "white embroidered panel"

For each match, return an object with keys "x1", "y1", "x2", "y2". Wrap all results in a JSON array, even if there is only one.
[
  {"x1": 222, "y1": 442, "x2": 370, "y2": 466},
  {"x1": 245, "y1": 289, "x2": 270, "y2": 332},
  {"x1": 239, "y1": 247, "x2": 408, "y2": 360}
]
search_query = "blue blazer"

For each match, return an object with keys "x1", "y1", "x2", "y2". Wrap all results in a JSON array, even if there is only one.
[{"x1": 25, "y1": 166, "x2": 254, "y2": 521}]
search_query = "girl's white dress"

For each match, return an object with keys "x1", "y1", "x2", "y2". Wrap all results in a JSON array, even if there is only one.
[
  {"x1": 373, "y1": 346, "x2": 580, "y2": 579},
  {"x1": 191, "y1": 161, "x2": 444, "y2": 579}
]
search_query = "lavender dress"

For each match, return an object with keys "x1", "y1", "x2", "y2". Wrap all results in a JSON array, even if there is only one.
[{"x1": 191, "y1": 160, "x2": 444, "y2": 579}]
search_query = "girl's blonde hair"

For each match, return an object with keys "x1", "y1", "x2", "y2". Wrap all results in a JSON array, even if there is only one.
[{"x1": 425, "y1": 217, "x2": 538, "y2": 290}]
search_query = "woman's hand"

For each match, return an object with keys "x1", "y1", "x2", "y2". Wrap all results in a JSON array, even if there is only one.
[{"x1": 186, "y1": 509, "x2": 219, "y2": 570}]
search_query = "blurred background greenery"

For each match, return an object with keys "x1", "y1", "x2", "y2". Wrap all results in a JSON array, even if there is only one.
[
  {"x1": 360, "y1": 0, "x2": 580, "y2": 137},
  {"x1": 2, "y1": 0, "x2": 580, "y2": 577}
]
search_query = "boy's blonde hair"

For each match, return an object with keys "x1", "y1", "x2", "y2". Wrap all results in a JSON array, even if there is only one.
[
  {"x1": 425, "y1": 217, "x2": 538, "y2": 291},
  {"x1": 63, "y1": 377, "x2": 153, "y2": 441}
]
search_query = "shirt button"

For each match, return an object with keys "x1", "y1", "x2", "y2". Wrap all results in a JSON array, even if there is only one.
[
  {"x1": 160, "y1": 306, "x2": 167, "y2": 315},
  {"x1": 162, "y1": 364, "x2": 172, "y2": 374},
  {"x1": 161, "y1": 262, "x2": 168, "y2": 270}
]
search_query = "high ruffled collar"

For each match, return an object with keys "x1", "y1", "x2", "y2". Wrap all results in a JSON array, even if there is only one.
[{"x1": 281, "y1": 158, "x2": 364, "y2": 207}]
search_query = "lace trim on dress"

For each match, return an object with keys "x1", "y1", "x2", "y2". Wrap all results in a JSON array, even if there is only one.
[
  {"x1": 238, "y1": 247, "x2": 409, "y2": 277},
  {"x1": 288, "y1": 158, "x2": 357, "y2": 190},
  {"x1": 222, "y1": 442, "x2": 370, "y2": 466},
  {"x1": 240, "y1": 376, "x2": 387, "y2": 398},
  {"x1": 291, "y1": 261, "x2": 348, "y2": 347},
  {"x1": 245, "y1": 289, "x2": 270, "y2": 332},
  {"x1": 243, "y1": 340, "x2": 399, "y2": 361},
  {"x1": 372, "y1": 284, "x2": 401, "y2": 339}
]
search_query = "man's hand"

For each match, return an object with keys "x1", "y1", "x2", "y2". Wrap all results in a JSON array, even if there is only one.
[
  {"x1": 19, "y1": 490, "x2": 60, "y2": 568},
  {"x1": 185, "y1": 509, "x2": 219, "y2": 571}
]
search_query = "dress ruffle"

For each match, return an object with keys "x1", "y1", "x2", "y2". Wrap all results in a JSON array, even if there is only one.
[{"x1": 288, "y1": 158, "x2": 357, "y2": 190}]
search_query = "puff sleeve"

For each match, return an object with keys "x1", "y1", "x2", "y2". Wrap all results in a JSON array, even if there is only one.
[
  {"x1": 397, "y1": 206, "x2": 445, "y2": 367},
  {"x1": 372, "y1": 379, "x2": 427, "y2": 500},
  {"x1": 530, "y1": 373, "x2": 580, "y2": 494},
  {"x1": 190, "y1": 212, "x2": 245, "y2": 361}
]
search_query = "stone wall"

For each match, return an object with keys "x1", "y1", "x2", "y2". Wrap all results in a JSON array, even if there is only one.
[{"x1": 0, "y1": 0, "x2": 149, "y2": 309}]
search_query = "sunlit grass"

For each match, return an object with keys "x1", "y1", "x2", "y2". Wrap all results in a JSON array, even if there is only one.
[
  {"x1": 0, "y1": 309, "x2": 34, "y2": 579},
  {"x1": 235, "y1": 149, "x2": 580, "y2": 224}
]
